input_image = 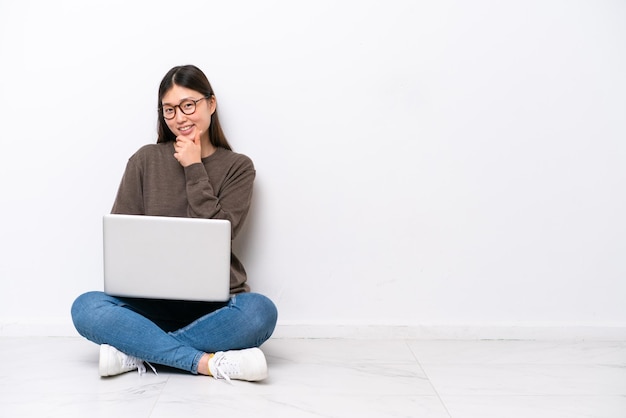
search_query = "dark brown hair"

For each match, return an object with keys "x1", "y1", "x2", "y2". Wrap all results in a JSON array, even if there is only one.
[{"x1": 156, "y1": 65, "x2": 232, "y2": 150}]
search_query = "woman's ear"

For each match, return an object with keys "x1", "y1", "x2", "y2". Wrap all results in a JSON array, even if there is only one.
[{"x1": 208, "y1": 96, "x2": 217, "y2": 115}]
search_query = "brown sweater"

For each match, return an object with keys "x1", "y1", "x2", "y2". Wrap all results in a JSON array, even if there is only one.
[{"x1": 111, "y1": 142, "x2": 255, "y2": 294}]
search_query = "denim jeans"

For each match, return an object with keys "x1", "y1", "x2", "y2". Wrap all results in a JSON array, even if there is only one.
[{"x1": 71, "y1": 291, "x2": 278, "y2": 374}]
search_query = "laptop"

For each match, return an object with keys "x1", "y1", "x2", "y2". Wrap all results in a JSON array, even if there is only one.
[{"x1": 103, "y1": 214, "x2": 231, "y2": 302}]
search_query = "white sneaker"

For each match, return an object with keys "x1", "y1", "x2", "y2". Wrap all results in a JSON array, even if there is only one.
[
  {"x1": 208, "y1": 347, "x2": 268, "y2": 382},
  {"x1": 99, "y1": 344, "x2": 155, "y2": 377}
]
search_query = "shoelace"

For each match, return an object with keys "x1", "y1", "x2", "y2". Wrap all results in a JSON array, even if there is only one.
[
  {"x1": 211, "y1": 352, "x2": 239, "y2": 383},
  {"x1": 124, "y1": 355, "x2": 158, "y2": 376}
]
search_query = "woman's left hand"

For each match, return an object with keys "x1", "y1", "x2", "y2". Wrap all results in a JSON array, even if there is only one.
[{"x1": 174, "y1": 130, "x2": 202, "y2": 167}]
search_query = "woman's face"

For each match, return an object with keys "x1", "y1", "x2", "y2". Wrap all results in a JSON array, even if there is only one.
[{"x1": 161, "y1": 84, "x2": 215, "y2": 141}]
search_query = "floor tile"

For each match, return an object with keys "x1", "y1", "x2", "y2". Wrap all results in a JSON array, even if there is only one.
[
  {"x1": 154, "y1": 339, "x2": 436, "y2": 397},
  {"x1": 421, "y1": 364, "x2": 626, "y2": 396},
  {"x1": 1, "y1": 336, "x2": 625, "y2": 417},
  {"x1": 441, "y1": 395, "x2": 626, "y2": 418},
  {"x1": 151, "y1": 394, "x2": 451, "y2": 418},
  {"x1": 263, "y1": 338, "x2": 418, "y2": 364},
  {"x1": 407, "y1": 340, "x2": 626, "y2": 365}
]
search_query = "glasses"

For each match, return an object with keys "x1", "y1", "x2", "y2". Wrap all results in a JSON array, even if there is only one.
[{"x1": 160, "y1": 96, "x2": 209, "y2": 120}]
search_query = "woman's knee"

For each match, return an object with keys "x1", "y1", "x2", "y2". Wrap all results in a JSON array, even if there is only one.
[
  {"x1": 71, "y1": 291, "x2": 100, "y2": 315},
  {"x1": 235, "y1": 293, "x2": 278, "y2": 340},
  {"x1": 243, "y1": 293, "x2": 277, "y2": 319},
  {"x1": 70, "y1": 291, "x2": 113, "y2": 330}
]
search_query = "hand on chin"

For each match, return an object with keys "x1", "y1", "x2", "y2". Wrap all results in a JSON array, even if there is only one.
[{"x1": 173, "y1": 128, "x2": 203, "y2": 167}]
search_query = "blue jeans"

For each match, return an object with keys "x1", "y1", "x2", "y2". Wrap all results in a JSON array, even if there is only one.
[{"x1": 71, "y1": 291, "x2": 277, "y2": 374}]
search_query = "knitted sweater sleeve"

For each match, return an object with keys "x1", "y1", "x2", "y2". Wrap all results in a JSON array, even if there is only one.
[
  {"x1": 111, "y1": 158, "x2": 144, "y2": 215},
  {"x1": 183, "y1": 156, "x2": 255, "y2": 239}
]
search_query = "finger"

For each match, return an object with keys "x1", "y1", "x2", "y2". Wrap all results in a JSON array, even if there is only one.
[{"x1": 194, "y1": 130, "x2": 202, "y2": 145}]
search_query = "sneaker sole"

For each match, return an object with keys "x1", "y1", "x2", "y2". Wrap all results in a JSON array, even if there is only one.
[
  {"x1": 99, "y1": 344, "x2": 114, "y2": 377},
  {"x1": 242, "y1": 347, "x2": 269, "y2": 381}
]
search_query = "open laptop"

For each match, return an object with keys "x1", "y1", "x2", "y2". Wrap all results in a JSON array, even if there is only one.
[{"x1": 103, "y1": 214, "x2": 231, "y2": 302}]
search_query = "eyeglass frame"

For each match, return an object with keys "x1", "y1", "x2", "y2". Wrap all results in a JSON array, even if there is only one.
[{"x1": 159, "y1": 96, "x2": 211, "y2": 120}]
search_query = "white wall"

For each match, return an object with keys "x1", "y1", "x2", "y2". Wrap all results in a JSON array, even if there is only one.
[{"x1": 1, "y1": 0, "x2": 624, "y2": 338}]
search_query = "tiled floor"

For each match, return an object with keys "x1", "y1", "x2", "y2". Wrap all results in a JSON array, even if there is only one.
[{"x1": 0, "y1": 337, "x2": 625, "y2": 417}]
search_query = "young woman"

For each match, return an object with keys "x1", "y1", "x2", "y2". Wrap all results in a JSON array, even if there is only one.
[{"x1": 71, "y1": 65, "x2": 277, "y2": 381}]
